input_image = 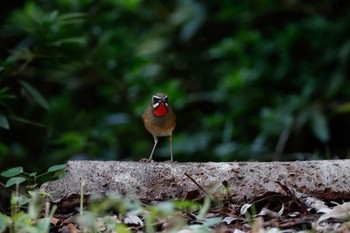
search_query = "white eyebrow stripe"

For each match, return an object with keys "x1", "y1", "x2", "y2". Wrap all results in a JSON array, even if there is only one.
[
  {"x1": 153, "y1": 95, "x2": 168, "y2": 103},
  {"x1": 153, "y1": 95, "x2": 162, "y2": 99}
]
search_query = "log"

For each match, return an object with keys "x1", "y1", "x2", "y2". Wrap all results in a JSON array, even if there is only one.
[{"x1": 40, "y1": 160, "x2": 350, "y2": 209}]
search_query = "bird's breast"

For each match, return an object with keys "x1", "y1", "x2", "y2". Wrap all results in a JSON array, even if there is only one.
[{"x1": 142, "y1": 109, "x2": 176, "y2": 137}]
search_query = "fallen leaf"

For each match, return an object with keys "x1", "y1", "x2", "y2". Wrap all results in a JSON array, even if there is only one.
[
  {"x1": 67, "y1": 223, "x2": 79, "y2": 233},
  {"x1": 124, "y1": 214, "x2": 144, "y2": 226},
  {"x1": 317, "y1": 202, "x2": 350, "y2": 224},
  {"x1": 256, "y1": 208, "x2": 281, "y2": 219},
  {"x1": 50, "y1": 217, "x2": 60, "y2": 225},
  {"x1": 222, "y1": 216, "x2": 237, "y2": 224},
  {"x1": 240, "y1": 204, "x2": 252, "y2": 215}
]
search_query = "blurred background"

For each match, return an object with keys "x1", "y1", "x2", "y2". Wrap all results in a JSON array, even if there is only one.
[{"x1": 1, "y1": 0, "x2": 350, "y2": 173}]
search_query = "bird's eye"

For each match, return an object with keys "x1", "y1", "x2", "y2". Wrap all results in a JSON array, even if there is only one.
[{"x1": 152, "y1": 96, "x2": 161, "y2": 103}]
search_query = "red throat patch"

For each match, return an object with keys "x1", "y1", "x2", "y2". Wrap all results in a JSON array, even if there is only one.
[{"x1": 153, "y1": 103, "x2": 167, "y2": 117}]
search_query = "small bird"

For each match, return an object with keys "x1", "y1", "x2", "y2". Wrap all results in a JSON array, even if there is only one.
[{"x1": 142, "y1": 93, "x2": 176, "y2": 161}]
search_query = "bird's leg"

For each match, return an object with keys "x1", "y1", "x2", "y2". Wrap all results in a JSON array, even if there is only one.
[
  {"x1": 149, "y1": 135, "x2": 158, "y2": 160},
  {"x1": 169, "y1": 134, "x2": 173, "y2": 162}
]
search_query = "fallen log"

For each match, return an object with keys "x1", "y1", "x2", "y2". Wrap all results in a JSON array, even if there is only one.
[{"x1": 40, "y1": 160, "x2": 350, "y2": 209}]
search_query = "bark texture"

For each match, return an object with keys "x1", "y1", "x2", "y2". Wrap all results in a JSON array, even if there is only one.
[{"x1": 40, "y1": 160, "x2": 350, "y2": 209}]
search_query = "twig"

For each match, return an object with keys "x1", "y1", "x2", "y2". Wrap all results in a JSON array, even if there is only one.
[
  {"x1": 184, "y1": 172, "x2": 211, "y2": 198},
  {"x1": 80, "y1": 179, "x2": 85, "y2": 216}
]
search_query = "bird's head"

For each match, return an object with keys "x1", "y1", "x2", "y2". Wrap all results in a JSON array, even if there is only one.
[{"x1": 151, "y1": 93, "x2": 168, "y2": 117}]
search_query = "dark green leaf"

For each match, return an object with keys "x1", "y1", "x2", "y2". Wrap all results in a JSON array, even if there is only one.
[
  {"x1": 9, "y1": 115, "x2": 46, "y2": 127},
  {"x1": 0, "y1": 87, "x2": 15, "y2": 100},
  {"x1": 18, "y1": 80, "x2": 50, "y2": 109},
  {"x1": 336, "y1": 102, "x2": 350, "y2": 113},
  {"x1": 0, "y1": 88, "x2": 7, "y2": 94},
  {"x1": 1, "y1": 167, "x2": 23, "y2": 177},
  {"x1": 58, "y1": 12, "x2": 88, "y2": 21},
  {"x1": 58, "y1": 12, "x2": 88, "y2": 25},
  {"x1": 47, "y1": 164, "x2": 66, "y2": 173},
  {"x1": 5, "y1": 177, "x2": 26, "y2": 187},
  {"x1": 311, "y1": 108, "x2": 329, "y2": 143},
  {"x1": 50, "y1": 37, "x2": 87, "y2": 46},
  {"x1": 0, "y1": 114, "x2": 9, "y2": 129}
]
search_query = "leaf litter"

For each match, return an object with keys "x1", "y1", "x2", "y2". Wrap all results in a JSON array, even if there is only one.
[{"x1": 39, "y1": 180, "x2": 350, "y2": 232}]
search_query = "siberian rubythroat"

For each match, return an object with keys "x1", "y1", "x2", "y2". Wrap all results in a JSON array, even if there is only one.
[{"x1": 142, "y1": 93, "x2": 176, "y2": 161}]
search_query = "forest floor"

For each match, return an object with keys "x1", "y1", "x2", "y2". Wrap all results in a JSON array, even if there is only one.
[{"x1": 48, "y1": 188, "x2": 350, "y2": 233}]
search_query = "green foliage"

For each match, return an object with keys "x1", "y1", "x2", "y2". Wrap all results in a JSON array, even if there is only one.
[
  {"x1": 0, "y1": 165, "x2": 66, "y2": 188},
  {"x1": 17, "y1": 80, "x2": 50, "y2": 110},
  {"x1": 1, "y1": 187, "x2": 212, "y2": 233},
  {"x1": 1, "y1": 167, "x2": 24, "y2": 178},
  {"x1": 0, "y1": 0, "x2": 350, "y2": 173},
  {"x1": 46, "y1": 164, "x2": 66, "y2": 173},
  {"x1": 77, "y1": 194, "x2": 216, "y2": 233},
  {"x1": 0, "y1": 190, "x2": 56, "y2": 233},
  {"x1": 0, "y1": 165, "x2": 63, "y2": 232},
  {"x1": 4, "y1": 177, "x2": 26, "y2": 188}
]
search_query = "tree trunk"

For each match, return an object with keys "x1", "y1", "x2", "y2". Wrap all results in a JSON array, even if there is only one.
[{"x1": 40, "y1": 160, "x2": 350, "y2": 209}]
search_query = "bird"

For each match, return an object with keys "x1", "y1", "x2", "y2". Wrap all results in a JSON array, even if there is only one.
[{"x1": 142, "y1": 93, "x2": 176, "y2": 161}]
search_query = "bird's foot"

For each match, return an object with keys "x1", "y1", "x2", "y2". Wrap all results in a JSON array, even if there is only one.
[
  {"x1": 139, "y1": 158, "x2": 154, "y2": 163},
  {"x1": 164, "y1": 160, "x2": 177, "y2": 163}
]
